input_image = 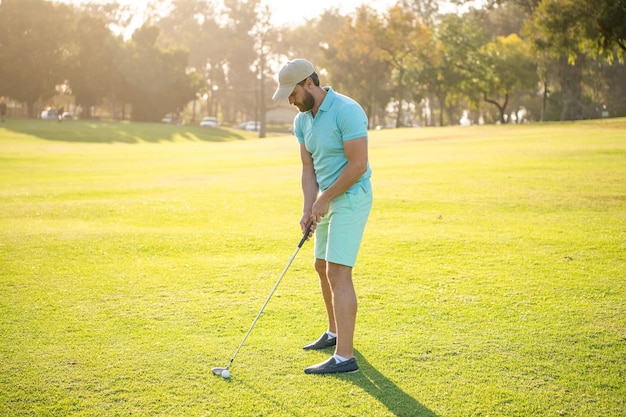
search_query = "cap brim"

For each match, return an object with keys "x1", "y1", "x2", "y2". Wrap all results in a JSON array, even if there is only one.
[{"x1": 272, "y1": 84, "x2": 296, "y2": 100}]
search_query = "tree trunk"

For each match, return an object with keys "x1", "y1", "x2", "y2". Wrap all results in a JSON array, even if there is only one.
[
  {"x1": 27, "y1": 101, "x2": 36, "y2": 118},
  {"x1": 259, "y1": 52, "x2": 266, "y2": 139},
  {"x1": 439, "y1": 100, "x2": 444, "y2": 127},
  {"x1": 559, "y1": 55, "x2": 584, "y2": 120},
  {"x1": 541, "y1": 81, "x2": 548, "y2": 122},
  {"x1": 483, "y1": 92, "x2": 508, "y2": 124},
  {"x1": 395, "y1": 67, "x2": 405, "y2": 127}
]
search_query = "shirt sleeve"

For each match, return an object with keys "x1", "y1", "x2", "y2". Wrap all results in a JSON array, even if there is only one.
[
  {"x1": 338, "y1": 102, "x2": 368, "y2": 141},
  {"x1": 294, "y1": 113, "x2": 305, "y2": 144}
]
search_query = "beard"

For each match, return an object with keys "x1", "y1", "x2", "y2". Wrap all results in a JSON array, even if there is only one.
[{"x1": 296, "y1": 90, "x2": 315, "y2": 113}]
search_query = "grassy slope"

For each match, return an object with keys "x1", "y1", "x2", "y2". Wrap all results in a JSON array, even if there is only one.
[{"x1": 0, "y1": 119, "x2": 624, "y2": 416}]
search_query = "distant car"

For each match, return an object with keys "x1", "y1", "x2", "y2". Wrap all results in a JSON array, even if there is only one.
[
  {"x1": 161, "y1": 113, "x2": 184, "y2": 124},
  {"x1": 41, "y1": 108, "x2": 58, "y2": 120},
  {"x1": 61, "y1": 112, "x2": 76, "y2": 120},
  {"x1": 199, "y1": 116, "x2": 219, "y2": 127},
  {"x1": 235, "y1": 120, "x2": 261, "y2": 131},
  {"x1": 246, "y1": 121, "x2": 261, "y2": 131}
]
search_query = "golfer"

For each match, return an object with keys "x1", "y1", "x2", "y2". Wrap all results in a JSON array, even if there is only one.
[{"x1": 272, "y1": 59, "x2": 372, "y2": 374}]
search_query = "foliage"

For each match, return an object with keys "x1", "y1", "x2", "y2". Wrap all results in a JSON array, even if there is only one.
[
  {"x1": 220, "y1": 0, "x2": 262, "y2": 123},
  {"x1": 400, "y1": 0, "x2": 441, "y2": 23},
  {"x1": 0, "y1": 0, "x2": 203, "y2": 122},
  {"x1": 428, "y1": 13, "x2": 490, "y2": 125},
  {"x1": 600, "y1": 58, "x2": 626, "y2": 116},
  {"x1": 457, "y1": 0, "x2": 626, "y2": 121},
  {"x1": 374, "y1": 5, "x2": 436, "y2": 127},
  {"x1": 320, "y1": 7, "x2": 392, "y2": 127},
  {"x1": 67, "y1": 12, "x2": 119, "y2": 118},
  {"x1": 156, "y1": 0, "x2": 229, "y2": 120},
  {"x1": 0, "y1": 0, "x2": 74, "y2": 115},
  {"x1": 459, "y1": 0, "x2": 626, "y2": 53},
  {"x1": 113, "y1": 25, "x2": 203, "y2": 122},
  {"x1": 480, "y1": 34, "x2": 538, "y2": 122},
  {"x1": 1, "y1": 0, "x2": 625, "y2": 124},
  {"x1": 531, "y1": 0, "x2": 625, "y2": 59}
]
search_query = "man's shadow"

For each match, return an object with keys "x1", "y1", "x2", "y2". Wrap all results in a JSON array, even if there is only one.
[{"x1": 337, "y1": 350, "x2": 439, "y2": 417}]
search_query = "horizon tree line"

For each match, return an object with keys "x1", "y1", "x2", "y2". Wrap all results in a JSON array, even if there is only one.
[{"x1": 0, "y1": 0, "x2": 624, "y2": 128}]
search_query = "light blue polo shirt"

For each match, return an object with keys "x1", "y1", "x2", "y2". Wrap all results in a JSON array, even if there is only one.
[{"x1": 293, "y1": 87, "x2": 371, "y2": 192}]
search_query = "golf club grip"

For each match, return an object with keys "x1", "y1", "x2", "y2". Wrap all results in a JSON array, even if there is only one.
[{"x1": 297, "y1": 221, "x2": 314, "y2": 248}]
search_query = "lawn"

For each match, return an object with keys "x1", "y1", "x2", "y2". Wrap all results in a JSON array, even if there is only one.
[{"x1": 1, "y1": 118, "x2": 625, "y2": 416}]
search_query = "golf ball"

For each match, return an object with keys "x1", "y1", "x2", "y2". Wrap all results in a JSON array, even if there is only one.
[{"x1": 221, "y1": 370, "x2": 230, "y2": 379}]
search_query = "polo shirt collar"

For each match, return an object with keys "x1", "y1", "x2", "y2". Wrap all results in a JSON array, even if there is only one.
[{"x1": 318, "y1": 87, "x2": 335, "y2": 113}]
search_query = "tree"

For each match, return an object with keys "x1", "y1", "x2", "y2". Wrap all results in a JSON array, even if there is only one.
[
  {"x1": 0, "y1": 0, "x2": 74, "y2": 116},
  {"x1": 321, "y1": 7, "x2": 392, "y2": 127},
  {"x1": 116, "y1": 25, "x2": 202, "y2": 122},
  {"x1": 250, "y1": 4, "x2": 277, "y2": 138},
  {"x1": 67, "y1": 13, "x2": 119, "y2": 119},
  {"x1": 480, "y1": 34, "x2": 538, "y2": 122},
  {"x1": 458, "y1": 0, "x2": 626, "y2": 120},
  {"x1": 601, "y1": 58, "x2": 626, "y2": 116},
  {"x1": 78, "y1": 1, "x2": 135, "y2": 38},
  {"x1": 558, "y1": 0, "x2": 625, "y2": 59},
  {"x1": 374, "y1": 5, "x2": 435, "y2": 127},
  {"x1": 470, "y1": 1, "x2": 528, "y2": 38},
  {"x1": 525, "y1": 0, "x2": 625, "y2": 59},
  {"x1": 276, "y1": 9, "x2": 346, "y2": 66},
  {"x1": 528, "y1": 0, "x2": 592, "y2": 120},
  {"x1": 429, "y1": 13, "x2": 490, "y2": 125},
  {"x1": 219, "y1": 0, "x2": 262, "y2": 123},
  {"x1": 587, "y1": 0, "x2": 626, "y2": 56},
  {"x1": 157, "y1": 0, "x2": 228, "y2": 122},
  {"x1": 400, "y1": 0, "x2": 440, "y2": 24}
]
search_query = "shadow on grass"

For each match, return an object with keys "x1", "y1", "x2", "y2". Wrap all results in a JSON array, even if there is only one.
[
  {"x1": 234, "y1": 350, "x2": 437, "y2": 417},
  {"x1": 3, "y1": 119, "x2": 249, "y2": 144},
  {"x1": 336, "y1": 351, "x2": 439, "y2": 417}
]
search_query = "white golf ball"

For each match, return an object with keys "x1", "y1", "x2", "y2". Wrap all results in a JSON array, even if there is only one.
[{"x1": 221, "y1": 370, "x2": 230, "y2": 379}]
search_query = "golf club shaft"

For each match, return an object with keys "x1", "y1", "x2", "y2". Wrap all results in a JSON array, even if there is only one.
[{"x1": 225, "y1": 222, "x2": 313, "y2": 369}]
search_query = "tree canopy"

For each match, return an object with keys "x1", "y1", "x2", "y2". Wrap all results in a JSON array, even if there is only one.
[{"x1": 0, "y1": 0, "x2": 624, "y2": 124}]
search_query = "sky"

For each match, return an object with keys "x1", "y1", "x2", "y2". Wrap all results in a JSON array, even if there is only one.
[{"x1": 60, "y1": 0, "x2": 401, "y2": 28}]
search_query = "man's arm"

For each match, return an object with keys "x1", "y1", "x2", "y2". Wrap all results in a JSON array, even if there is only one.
[
  {"x1": 311, "y1": 136, "x2": 368, "y2": 223},
  {"x1": 300, "y1": 143, "x2": 319, "y2": 232}
]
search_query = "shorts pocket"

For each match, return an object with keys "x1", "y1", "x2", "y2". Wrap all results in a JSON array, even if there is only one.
[{"x1": 346, "y1": 181, "x2": 372, "y2": 209}]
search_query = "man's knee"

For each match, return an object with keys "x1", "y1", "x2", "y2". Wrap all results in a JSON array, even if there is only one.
[
  {"x1": 326, "y1": 262, "x2": 353, "y2": 285},
  {"x1": 314, "y1": 258, "x2": 327, "y2": 276}
]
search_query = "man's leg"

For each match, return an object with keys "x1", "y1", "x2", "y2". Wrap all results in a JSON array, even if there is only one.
[
  {"x1": 326, "y1": 261, "x2": 357, "y2": 359},
  {"x1": 303, "y1": 260, "x2": 359, "y2": 374},
  {"x1": 315, "y1": 258, "x2": 336, "y2": 334}
]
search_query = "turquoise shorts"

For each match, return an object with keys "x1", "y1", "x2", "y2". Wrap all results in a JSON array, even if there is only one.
[{"x1": 314, "y1": 181, "x2": 373, "y2": 267}]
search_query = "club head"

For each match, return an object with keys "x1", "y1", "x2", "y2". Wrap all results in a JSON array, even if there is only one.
[{"x1": 212, "y1": 367, "x2": 228, "y2": 376}]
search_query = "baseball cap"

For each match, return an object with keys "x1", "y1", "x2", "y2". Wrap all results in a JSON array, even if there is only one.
[{"x1": 272, "y1": 59, "x2": 315, "y2": 100}]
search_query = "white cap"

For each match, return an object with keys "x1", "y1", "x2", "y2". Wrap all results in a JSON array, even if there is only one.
[{"x1": 272, "y1": 59, "x2": 315, "y2": 100}]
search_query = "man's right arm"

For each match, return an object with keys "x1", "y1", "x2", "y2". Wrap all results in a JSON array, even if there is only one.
[{"x1": 300, "y1": 143, "x2": 318, "y2": 232}]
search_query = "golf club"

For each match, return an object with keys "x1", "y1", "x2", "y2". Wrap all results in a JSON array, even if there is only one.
[{"x1": 212, "y1": 221, "x2": 314, "y2": 378}]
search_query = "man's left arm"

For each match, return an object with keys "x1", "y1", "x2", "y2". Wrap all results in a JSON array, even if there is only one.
[{"x1": 310, "y1": 137, "x2": 368, "y2": 222}]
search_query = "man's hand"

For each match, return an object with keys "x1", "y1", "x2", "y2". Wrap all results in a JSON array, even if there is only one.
[
  {"x1": 300, "y1": 214, "x2": 317, "y2": 240},
  {"x1": 311, "y1": 194, "x2": 330, "y2": 223}
]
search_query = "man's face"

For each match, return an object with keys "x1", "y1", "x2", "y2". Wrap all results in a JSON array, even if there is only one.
[{"x1": 289, "y1": 83, "x2": 315, "y2": 113}]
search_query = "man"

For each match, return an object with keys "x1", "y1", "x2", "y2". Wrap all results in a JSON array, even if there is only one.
[{"x1": 272, "y1": 59, "x2": 373, "y2": 374}]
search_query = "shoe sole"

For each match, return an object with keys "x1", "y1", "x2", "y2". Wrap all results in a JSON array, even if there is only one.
[
  {"x1": 305, "y1": 369, "x2": 359, "y2": 375},
  {"x1": 303, "y1": 345, "x2": 335, "y2": 350},
  {"x1": 305, "y1": 366, "x2": 359, "y2": 375},
  {"x1": 302, "y1": 340, "x2": 336, "y2": 350}
]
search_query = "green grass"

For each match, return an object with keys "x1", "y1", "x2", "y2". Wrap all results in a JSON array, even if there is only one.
[{"x1": 1, "y1": 118, "x2": 625, "y2": 416}]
